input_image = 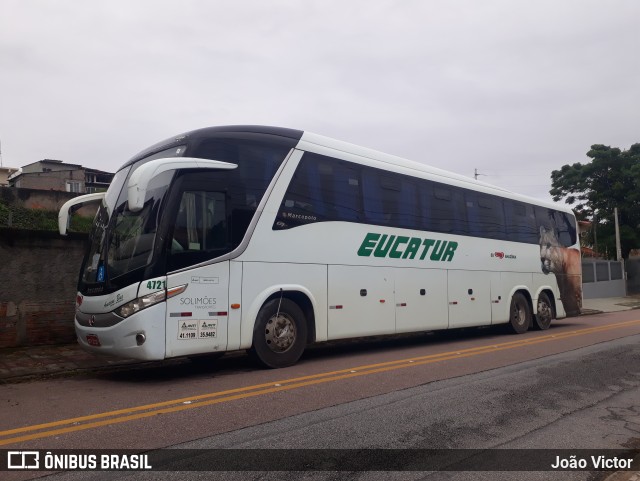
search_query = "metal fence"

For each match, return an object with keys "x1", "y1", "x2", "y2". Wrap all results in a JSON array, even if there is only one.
[{"x1": 581, "y1": 260, "x2": 626, "y2": 299}]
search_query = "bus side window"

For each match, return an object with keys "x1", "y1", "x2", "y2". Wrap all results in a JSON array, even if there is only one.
[
  {"x1": 275, "y1": 154, "x2": 361, "y2": 228},
  {"x1": 172, "y1": 192, "x2": 197, "y2": 251},
  {"x1": 430, "y1": 185, "x2": 467, "y2": 236},
  {"x1": 467, "y1": 192, "x2": 506, "y2": 240},
  {"x1": 169, "y1": 190, "x2": 227, "y2": 269},
  {"x1": 362, "y1": 169, "x2": 385, "y2": 225},
  {"x1": 553, "y1": 210, "x2": 577, "y2": 246},
  {"x1": 328, "y1": 162, "x2": 361, "y2": 222},
  {"x1": 397, "y1": 179, "x2": 420, "y2": 230},
  {"x1": 504, "y1": 200, "x2": 538, "y2": 243},
  {"x1": 275, "y1": 156, "x2": 325, "y2": 229}
]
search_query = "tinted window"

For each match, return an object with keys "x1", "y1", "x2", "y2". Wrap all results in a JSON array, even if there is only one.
[
  {"x1": 553, "y1": 210, "x2": 578, "y2": 246},
  {"x1": 504, "y1": 200, "x2": 538, "y2": 243},
  {"x1": 193, "y1": 137, "x2": 291, "y2": 245},
  {"x1": 274, "y1": 153, "x2": 362, "y2": 229},
  {"x1": 172, "y1": 191, "x2": 227, "y2": 252},
  {"x1": 465, "y1": 192, "x2": 506, "y2": 240},
  {"x1": 165, "y1": 177, "x2": 231, "y2": 271},
  {"x1": 396, "y1": 179, "x2": 420, "y2": 230},
  {"x1": 275, "y1": 153, "x2": 576, "y2": 247},
  {"x1": 165, "y1": 138, "x2": 290, "y2": 271},
  {"x1": 427, "y1": 184, "x2": 468, "y2": 235}
]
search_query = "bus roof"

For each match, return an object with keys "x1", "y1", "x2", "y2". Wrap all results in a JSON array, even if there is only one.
[
  {"x1": 124, "y1": 125, "x2": 303, "y2": 167},
  {"x1": 124, "y1": 125, "x2": 570, "y2": 214}
]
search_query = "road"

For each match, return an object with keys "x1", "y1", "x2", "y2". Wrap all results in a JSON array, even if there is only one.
[{"x1": 2, "y1": 310, "x2": 640, "y2": 480}]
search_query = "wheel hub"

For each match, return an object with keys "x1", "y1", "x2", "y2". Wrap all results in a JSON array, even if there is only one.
[
  {"x1": 265, "y1": 314, "x2": 297, "y2": 352},
  {"x1": 513, "y1": 303, "x2": 526, "y2": 326}
]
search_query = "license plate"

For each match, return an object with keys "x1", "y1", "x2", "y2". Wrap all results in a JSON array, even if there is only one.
[{"x1": 86, "y1": 334, "x2": 101, "y2": 347}]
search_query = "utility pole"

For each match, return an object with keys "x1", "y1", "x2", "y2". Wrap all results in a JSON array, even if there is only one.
[
  {"x1": 474, "y1": 168, "x2": 486, "y2": 180},
  {"x1": 614, "y1": 207, "x2": 628, "y2": 294},
  {"x1": 592, "y1": 211, "x2": 598, "y2": 258},
  {"x1": 614, "y1": 207, "x2": 622, "y2": 261}
]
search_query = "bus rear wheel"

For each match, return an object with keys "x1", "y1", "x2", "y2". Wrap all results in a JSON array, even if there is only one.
[
  {"x1": 250, "y1": 298, "x2": 307, "y2": 369},
  {"x1": 507, "y1": 292, "x2": 531, "y2": 334},
  {"x1": 534, "y1": 292, "x2": 554, "y2": 330}
]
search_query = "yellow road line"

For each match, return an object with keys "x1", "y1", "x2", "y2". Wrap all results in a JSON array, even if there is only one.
[{"x1": 1, "y1": 319, "x2": 640, "y2": 446}]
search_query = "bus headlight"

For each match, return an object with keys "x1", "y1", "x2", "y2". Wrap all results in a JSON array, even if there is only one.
[
  {"x1": 116, "y1": 290, "x2": 166, "y2": 318},
  {"x1": 114, "y1": 284, "x2": 187, "y2": 318}
]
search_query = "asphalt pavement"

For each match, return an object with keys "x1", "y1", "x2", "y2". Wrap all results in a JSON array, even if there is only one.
[
  {"x1": 2, "y1": 296, "x2": 640, "y2": 481},
  {"x1": 1, "y1": 296, "x2": 639, "y2": 383}
]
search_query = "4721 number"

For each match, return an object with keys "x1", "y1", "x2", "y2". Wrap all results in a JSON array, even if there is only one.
[{"x1": 146, "y1": 280, "x2": 166, "y2": 290}]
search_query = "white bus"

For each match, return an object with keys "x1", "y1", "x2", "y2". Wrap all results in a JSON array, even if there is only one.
[{"x1": 59, "y1": 126, "x2": 582, "y2": 368}]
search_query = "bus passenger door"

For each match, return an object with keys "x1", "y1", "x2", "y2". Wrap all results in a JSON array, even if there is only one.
[
  {"x1": 394, "y1": 267, "x2": 448, "y2": 333},
  {"x1": 162, "y1": 185, "x2": 231, "y2": 358},
  {"x1": 328, "y1": 265, "x2": 395, "y2": 339},
  {"x1": 448, "y1": 270, "x2": 492, "y2": 328},
  {"x1": 165, "y1": 263, "x2": 229, "y2": 358}
]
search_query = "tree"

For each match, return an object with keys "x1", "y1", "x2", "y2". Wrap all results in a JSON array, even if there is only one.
[{"x1": 550, "y1": 143, "x2": 640, "y2": 259}]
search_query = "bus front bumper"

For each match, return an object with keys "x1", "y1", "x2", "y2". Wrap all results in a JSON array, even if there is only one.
[{"x1": 75, "y1": 303, "x2": 166, "y2": 361}]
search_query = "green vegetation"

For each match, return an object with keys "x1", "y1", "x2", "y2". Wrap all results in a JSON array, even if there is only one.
[
  {"x1": 550, "y1": 144, "x2": 640, "y2": 259},
  {"x1": 0, "y1": 200, "x2": 93, "y2": 233}
]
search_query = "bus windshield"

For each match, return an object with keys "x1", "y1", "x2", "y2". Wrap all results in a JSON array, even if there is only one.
[
  {"x1": 106, "y1": 170, "x2": 174, "y2": 279},
  {"x1": 78, "y1": 132, "x2": 296, "y2": 296},
  {"x1": 80, "y1": 166, "x2": 131, "y2": 287},
  {"x1": 79, "y1": 146, "x2": 186, "y2": 294}
]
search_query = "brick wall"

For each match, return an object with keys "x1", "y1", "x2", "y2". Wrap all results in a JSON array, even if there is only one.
[{"x1": 0, "y1": 229, "x2": 88, "y2": 347}]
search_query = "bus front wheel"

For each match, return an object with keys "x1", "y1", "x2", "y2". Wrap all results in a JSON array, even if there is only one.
[
  {"x1": 250, "y1": 298, "x2": 307, "y2": 368},
  {"x1": 507, "y1": 292, "x2": 531, "y2": 334}
]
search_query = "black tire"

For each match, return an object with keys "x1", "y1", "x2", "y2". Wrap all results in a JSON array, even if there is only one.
[
  {"x1": 534, "y1": 292, "x2": 554, "y2": 330},
  {"x1": 507, "y1": 292, "x2": 532, "y2": 334},
  {"x1": 250, "y1": 298, "x2": 307, "y2": 369}
]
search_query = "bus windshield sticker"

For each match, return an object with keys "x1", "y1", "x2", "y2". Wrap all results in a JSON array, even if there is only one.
[{"x1": 97, "y1": 265, "x2": 105, "y2": 282}]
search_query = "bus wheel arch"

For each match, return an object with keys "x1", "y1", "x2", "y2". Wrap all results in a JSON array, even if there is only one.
[
  {"x1": 507, "y1": 290, "x2": 533, "y2": 334},
  {"x1": 534, "y1": 290, "x2": 556, "y2": 330},
  {"x1": 249, "y1": 291, "x2": 313, "y2": 368}
]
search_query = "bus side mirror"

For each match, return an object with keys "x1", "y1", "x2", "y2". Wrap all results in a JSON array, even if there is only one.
[
  {"x1": 58, "y1": 192, "x2": 106, "y2": 235},
  {"x1": 127, "y1": 157, "x2": 237, "y2": 212}
]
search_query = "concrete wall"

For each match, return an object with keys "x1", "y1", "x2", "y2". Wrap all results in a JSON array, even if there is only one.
[
  {"x1": 12, "y1": 170, "x2": 86, "y2": 192},
  {"x1": 627, "y1": 259, "x2": 640, "y2": 295},
  {"x1": 0, "y1": 229, "x2": 87, "y2": 347}
]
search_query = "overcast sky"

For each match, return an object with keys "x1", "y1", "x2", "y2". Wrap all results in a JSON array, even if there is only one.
[{"x1": 1, "y1": 0, "x2": 639, "y2": 202}]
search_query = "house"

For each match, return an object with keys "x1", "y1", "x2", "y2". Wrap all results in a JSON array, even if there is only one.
[
  {"x1": 8, "y1": 159, "x2": 113, "y2": 193},
  {"x1": 0, "y1": 166, "x2": 19, "y2": 187}
]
